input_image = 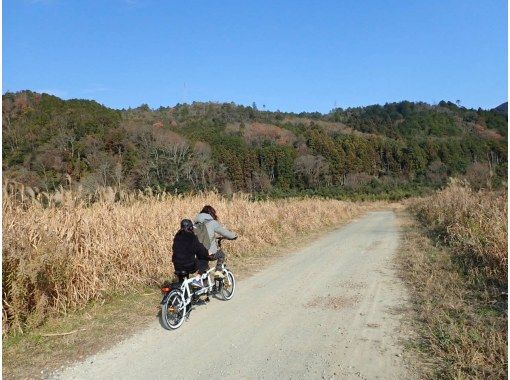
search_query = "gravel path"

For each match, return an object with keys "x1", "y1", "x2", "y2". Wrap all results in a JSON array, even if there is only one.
[{"x1": 53, "y1": 211, "x2": 412, "y2": 380}]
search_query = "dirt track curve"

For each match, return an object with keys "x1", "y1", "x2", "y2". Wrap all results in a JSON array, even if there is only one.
[{"x1": 53, "y1": 211, "x2": 412, "y2": 380}]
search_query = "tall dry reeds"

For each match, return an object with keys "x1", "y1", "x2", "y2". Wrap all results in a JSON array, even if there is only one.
[
  {"x1": 3, "y1": 188, "x2": 369, "y2": 334},
  {"x1": 403, "y1": 181, "x2": 508, "y2": 379},
  {"x1": 398, "y1": 214, "x2": 507, "y2": 379},
  {"x1": 412, "y1": 179, "x2": 507, "y2": 288}
]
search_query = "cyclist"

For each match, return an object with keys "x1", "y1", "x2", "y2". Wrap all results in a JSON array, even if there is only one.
[
  {"x1": 172, "y1": 219, "x2": 212, "y2": 288},
  {"x1": 194, "y1": 205, "x2": 237, "y2": 278}
]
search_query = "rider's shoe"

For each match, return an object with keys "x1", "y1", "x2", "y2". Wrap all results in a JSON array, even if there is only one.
[
  {"x1": 214, "y1": 270, "x2": 225, "y2": 279},
  {"x1": 191, "y1": 278, "x2": 203, "y2": 288}
]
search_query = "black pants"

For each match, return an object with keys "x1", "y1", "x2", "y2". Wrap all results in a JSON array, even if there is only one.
[
  {"x1": 196, "y1": 250, "x2": 224, "y2": 275},
  {"x1": 197, "y1": 258, "x2": 209, "y2": 275},
  {"x1": 210, "y1": 249, "x2": 226, "y2": 270},
  {"x1": 174, "y1": 261, "x2": 201, "y2": 282},
  {"x1": 175, "y1": 251, "x2": 226, "y2": 281}
]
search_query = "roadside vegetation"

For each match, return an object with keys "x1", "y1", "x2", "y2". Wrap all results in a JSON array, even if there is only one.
[
  {"x1": 3, "y1": 182, "x2": 371, "y2": 336},
  {"x1": 399, "y1": 181, "x2": 507, "y2": 379}
]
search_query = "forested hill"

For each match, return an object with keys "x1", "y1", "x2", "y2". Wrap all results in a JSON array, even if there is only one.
[
  {"x1": 492, "y1": 102, "x2": 508, "y2": 114},
  {"x1": 3, "y1": 91, "x2": 507, "y2": 199}
]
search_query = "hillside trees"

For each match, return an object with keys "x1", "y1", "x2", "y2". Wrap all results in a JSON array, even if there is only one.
[
  {"x1": 2, "y1": 91, "x2": 507, "y2": 198},
  {"x1": 294, "y1": 154, "x2": 330, "y2": 188},
  {"x1": 306, "y1": 126, "x2": 345, "y2": 183},
  {"x1": 257, "y1": 145, "x2": 296, "y2": 190}
]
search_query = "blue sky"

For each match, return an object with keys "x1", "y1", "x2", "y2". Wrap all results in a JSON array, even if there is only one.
[{"x1": 3, "y1": 0, "x2": 508, "y2": 112}]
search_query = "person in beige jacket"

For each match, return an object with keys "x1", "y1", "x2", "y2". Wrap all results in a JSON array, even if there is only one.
[{"x1": 194, "y1": 205, "x2": 237, "y2": 277}]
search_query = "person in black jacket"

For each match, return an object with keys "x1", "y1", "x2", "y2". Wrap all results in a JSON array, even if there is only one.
[{"x1": 172, "y1": 219, "x2": 211, "y2": 287}]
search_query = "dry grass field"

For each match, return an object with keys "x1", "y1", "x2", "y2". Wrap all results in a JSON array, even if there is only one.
[
  {"x1": 399, "y1": 181, "x2": 507, "y2": 379},
  {"x1": 412, "y1": 180, "x2": 507, "y2": 288},
  {"x1": 4, "y1": 179, "x2": 507, "y2": 379},
  {"x1": 3, "y1": 186, "x2": 371, "y2": 336}
]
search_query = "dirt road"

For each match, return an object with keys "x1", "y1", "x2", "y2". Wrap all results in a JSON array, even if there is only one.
[{"x1": 53, "y1": 211, "x2": 412, "y2": 379}]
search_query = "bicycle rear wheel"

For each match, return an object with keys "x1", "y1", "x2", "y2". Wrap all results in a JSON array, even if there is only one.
[{"x1": 161, "y1": 290, "x2": 186, "y2": 330}]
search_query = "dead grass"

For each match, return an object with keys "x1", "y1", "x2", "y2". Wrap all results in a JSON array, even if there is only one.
[
  {"x1": 3, "y1": 187, "x2": 374, "y2": 336},
  {"x1": 2, "y1": 197, "x2": 374, "y2": 379},
  {"x1": 411, "y1": 179, "x2": 507, "y2": 289},
  {"x1": 397, "y1": 208, "x2": 507, "y2": 379}
]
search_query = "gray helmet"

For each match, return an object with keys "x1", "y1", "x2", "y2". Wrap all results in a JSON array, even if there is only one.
[{"x1": 180, "y1": 219, "x2": 193, "y2": 232}]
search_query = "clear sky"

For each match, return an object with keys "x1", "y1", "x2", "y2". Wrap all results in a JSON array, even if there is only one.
[{"x1": 3, "y1": 0, "x2": 508, "y2": 112}]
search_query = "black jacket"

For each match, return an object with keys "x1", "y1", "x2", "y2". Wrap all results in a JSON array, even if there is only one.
[{"x1": 172, "y1": 230, "x2": 209, "y2": 268}]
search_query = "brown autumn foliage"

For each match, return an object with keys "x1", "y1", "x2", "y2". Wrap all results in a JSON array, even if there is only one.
[
  {"x1": 472, "y1": 123, "x2": 503, "y2": 141},
  {"x1": 2, "y1": 186, "x2": 370, "y2": 335},
  {"x1": 464, "y1": 162, "x2": 492, "y2": 191},
  {"x1": 243, "y1": 122, "x2": 297, "y2": 146}
]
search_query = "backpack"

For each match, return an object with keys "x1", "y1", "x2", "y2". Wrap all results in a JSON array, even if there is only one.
[{"x1": 194, "y1": 220, "x2": 212, "y2": 250}]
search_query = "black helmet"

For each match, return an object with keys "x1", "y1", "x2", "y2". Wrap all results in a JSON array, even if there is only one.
[{"x1": 180, "y1": 219, "x2": 193, "y2": 232}]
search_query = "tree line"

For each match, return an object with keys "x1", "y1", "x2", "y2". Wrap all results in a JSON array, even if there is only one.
[{"x1": 2, "y1": 91, "x2": 507, "y2": 199}]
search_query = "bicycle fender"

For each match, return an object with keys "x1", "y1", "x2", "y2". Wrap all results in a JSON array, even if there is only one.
[{"x1": 161, "y1": 292, "x2": 171, "y2": 305}]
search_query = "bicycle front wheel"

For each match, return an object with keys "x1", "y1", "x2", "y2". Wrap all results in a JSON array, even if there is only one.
[
  {"x1": 161, "y1": 290, "x2": 186, "y2": 330},
  {"x1": 220, "y1": 270, "x2": 236, "y2": 301}
]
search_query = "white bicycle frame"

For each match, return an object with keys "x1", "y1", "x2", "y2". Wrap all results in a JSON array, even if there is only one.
[
  {"x1": 170, "y1": 237, "x2": 234, "y2": 316},
  {"x1": 176, "y1": 264, "x2": 229, "y2": 312}
]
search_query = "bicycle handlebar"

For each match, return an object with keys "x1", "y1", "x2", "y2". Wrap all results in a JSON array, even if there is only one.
[
  {"x1": 216, "y1": 236, "x2": 237, "y2": 241},
  {"x1": 215, "y1": 236, "x2": 237, "y2": 248}
]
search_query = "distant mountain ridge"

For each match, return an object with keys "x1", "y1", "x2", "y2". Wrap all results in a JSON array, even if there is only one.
[
  {"x1": 492, "y1": 102, "x2": 508, "y2": 114},
  {"x1": 2, "y1": 90, "x2": 508, "y2": 198}
]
